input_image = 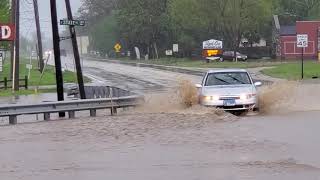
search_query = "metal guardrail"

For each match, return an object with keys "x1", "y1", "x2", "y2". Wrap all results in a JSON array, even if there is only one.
[
  {"x1": 65, "y1": 85, "x2": 134, "y2": 98},
  {"x1": 0, "y1": 95, "x2": 144, "y2": 125}
]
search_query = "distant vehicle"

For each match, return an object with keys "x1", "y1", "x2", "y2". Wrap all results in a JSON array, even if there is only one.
[
  {"x1": 196, "y1": 69, "x2": 261, "y2": 115},
  {"x1": 223, "y1": 51, "x2": 248, "y2": 61}
]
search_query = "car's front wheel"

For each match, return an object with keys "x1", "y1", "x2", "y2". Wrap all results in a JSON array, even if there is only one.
[{"x1": 230, "y1": 110, "x2": 249, "y2": 116}]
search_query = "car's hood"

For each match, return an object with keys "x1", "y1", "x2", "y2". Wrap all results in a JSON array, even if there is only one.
[{"x1": 201, "y1": 85, "x2": 255, "y2": 96}]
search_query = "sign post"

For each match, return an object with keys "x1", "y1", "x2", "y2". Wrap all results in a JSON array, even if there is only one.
[
  {"x1": 0, "y1": 52, "x2": 3, "y2": 72},
  {"x1": 297, "y1": 34, "x2": 308, "y2": 79}
]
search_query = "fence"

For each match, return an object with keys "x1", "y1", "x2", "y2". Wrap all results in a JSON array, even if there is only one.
[{"x1": 0, "y1": 76, "x2": 28, "y2": 90}]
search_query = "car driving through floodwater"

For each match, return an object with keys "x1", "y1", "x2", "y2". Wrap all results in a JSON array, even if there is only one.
[{"x1": 197, "y1": 69, "x2": 262, "y2": 115}]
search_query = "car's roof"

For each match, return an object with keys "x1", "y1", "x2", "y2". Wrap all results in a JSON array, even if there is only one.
[{"x1": 207, "y1": 69, "x2": 248, "y2": 73}]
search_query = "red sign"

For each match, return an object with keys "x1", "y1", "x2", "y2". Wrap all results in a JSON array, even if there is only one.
[{"x1": 0, "y1": 24, "x2": 15, "y2": 41}]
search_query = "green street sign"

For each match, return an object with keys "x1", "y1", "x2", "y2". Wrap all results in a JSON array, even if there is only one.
[{"x1": 60, "y1": 19, "x2": 85, "y2": 26}]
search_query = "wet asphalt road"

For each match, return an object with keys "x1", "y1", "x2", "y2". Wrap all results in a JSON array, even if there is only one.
[
  {"x1": 1, "y1": 56, "x2": 320, "y2": 179},
  {"x1": 58, "y1": 56, "x2": 201, "y2": 94}
]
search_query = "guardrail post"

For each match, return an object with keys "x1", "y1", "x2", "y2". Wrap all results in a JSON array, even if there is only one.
[
  {"x1": 9, "y1": 115, "x2": 17, "y2": 125},
  {"x1": 111, "y1": 107, "x2": 117, "y2": 116},
  {"x1": 44, "y1": 113, "x2": 50, "y2": 121},
  {"x1": 68, "y1": 111, "x2": 75, "y2": 119},
  {"x1": 25, "y1": 76, "x2": 28, "y2": 89},
  {"x1": 90, "y1": 109, "x2": 96, "y2": 117},
  {"x1": 4, "y1": 77, "x2": 7, "y2": 90}
]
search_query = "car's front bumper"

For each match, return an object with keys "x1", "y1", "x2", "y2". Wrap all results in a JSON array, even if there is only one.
[
  {"x1": 200, "y1": 98, "x2": 257, "y2": 111},
  {"x1": 205, "y1": 104, "x2": 256, "y2": 111}
]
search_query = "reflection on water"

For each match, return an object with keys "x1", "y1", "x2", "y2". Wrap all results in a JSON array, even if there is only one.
[{"x1": 0, "y1": 93, "x2": 75, "y2": 105}]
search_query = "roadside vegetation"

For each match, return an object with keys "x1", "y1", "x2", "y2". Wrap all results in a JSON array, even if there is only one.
[
  {"x1": 117, "y1": 58, "x2": 283, "y2": 69},
  {"x1": 0, "y1": 89, "x2": 56, "y2": 97},
  {"x1": 262, "y1": 61, "x2": 320, "y2": 80},
  {"x1": 0, "y1": 58, "x2": 91, "y2": 96},
  {"x1": 0, "y1": 58, "x2": 90, "y2": 86},
  {"x1": 79, "y1": 0, "x2": 320, "y2": 59}
]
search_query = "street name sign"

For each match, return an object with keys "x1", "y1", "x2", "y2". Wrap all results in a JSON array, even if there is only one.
[{"x1": 60, "y1": 19, "x2": 85, "y2": 26}]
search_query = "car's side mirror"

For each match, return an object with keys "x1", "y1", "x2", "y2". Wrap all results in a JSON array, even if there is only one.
[
  {"x1": 195, "y1": 84, "x2": 202, "y2": 88},
  {"x1": 254, "y1": 82, "x2": 262, "y2": 87}
]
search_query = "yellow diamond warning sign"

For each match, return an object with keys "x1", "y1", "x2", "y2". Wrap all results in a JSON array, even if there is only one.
[{"x1": 114, "y1": 43, "x2": 122, "y2": 52}]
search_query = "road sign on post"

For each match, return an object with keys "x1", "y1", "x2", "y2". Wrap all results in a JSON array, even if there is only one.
[
  {"x1": 114, "y1": 43, "x2": 122, "y2": 53},
  {"x1": 173, "y1": 44, "x2": 179, "y2": 52},
  {"x1": 60, "y1": 19, "x2": 85, "y2": 26},
  {"x1": 297, "y1": 34, "x2": 308, "y2": 79},
  {"x1": 297, "y1": 34, "x2": 308, "y2": 48}
]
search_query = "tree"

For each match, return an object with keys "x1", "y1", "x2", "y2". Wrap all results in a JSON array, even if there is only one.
[
  {"x1": 0, "y1": 0, "x2": 9, "y2": 23},
  {"x1": 116, "y1": 0, "x2": 168, "y2": 59},
  {"x1": 89, "y1": 12, "x2": 120, "y2": 56},
  {"x1": 0, "y1": 0, "x2": 10, "y2": 49},
  {"x1": 276, "y1": 0, "x2": 320, "y2": 24},
  {"x1": 169, "y1": 0, "x2": 272, "y2": 57}
]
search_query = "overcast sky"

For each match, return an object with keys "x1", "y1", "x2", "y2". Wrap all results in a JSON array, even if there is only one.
[{"x1": 21, "y1": 0, "x2": 83, "y2": 39}]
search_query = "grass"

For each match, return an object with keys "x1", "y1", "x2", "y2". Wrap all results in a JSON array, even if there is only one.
[
  {"x1": 262, "y1": 61, "x2": 320, "y2": 80},
  {"x1": 0, "y1": 57, "x2": 91, "y2": 96},
  {"x1": 118, "y1": 57, "x2": 320, "y2": 80},
  {"x1": 0, "y1": 58, "x2": 91, "y2": 86},
  {"x1": 0, "y1": 89, "x2": 56, "y2": 97},
  {"x1": 117, "y1": 57, "x2": 283, "y2": 69}
]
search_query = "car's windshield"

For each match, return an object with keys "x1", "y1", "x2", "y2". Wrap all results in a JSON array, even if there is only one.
[{"x1": 205, "y1": 72, "x2": 251, "y2": 86}]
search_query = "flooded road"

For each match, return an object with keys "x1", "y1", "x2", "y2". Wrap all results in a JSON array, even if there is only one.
[
  {"x1": 1, "y1": 57, "x2": 320, "y2": 179},
  {"x1": 0, "y1": 110, "x2": 320, "y2": 180}
]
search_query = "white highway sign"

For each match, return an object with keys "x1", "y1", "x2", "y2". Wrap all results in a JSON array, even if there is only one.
[{"x1": 297, "y1": 34, "x2": 308, "y2": 48}]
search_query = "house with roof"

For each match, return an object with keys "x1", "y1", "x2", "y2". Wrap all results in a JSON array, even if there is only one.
[{"x1": 279, "y1": 21, "x2": 320, "y2": 60}]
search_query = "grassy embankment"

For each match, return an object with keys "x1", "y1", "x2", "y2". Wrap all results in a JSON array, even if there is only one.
[
  {"x1": 118, "y1": 57, "x2": 320, "y2": 80},
  {"x1": 0, "y1": 58, "x2": 90, "y2": 97},
  {"x1": 118, "y1": 57, "x2": 281, "y2": 68}
]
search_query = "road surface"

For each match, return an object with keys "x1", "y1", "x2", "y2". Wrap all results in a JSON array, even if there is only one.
[{"x1": 1, "y1": 56, "x2": 320, "y2": 180}]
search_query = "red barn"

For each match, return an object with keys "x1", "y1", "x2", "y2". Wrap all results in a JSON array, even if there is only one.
[{"x1": 280, "y1": 21, "x2": 320, "y2": 60}]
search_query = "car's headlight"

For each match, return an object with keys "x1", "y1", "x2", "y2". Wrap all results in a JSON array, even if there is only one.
[
  {"x1": 202, "y1": 95, "x2": 220, "y2": 101},
  {"x1": 240, "y1": 94, "x2": 256, "y2": 100}
]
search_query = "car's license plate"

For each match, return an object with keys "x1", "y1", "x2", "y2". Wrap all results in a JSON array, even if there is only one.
[{"x1": 223, "y1": 99, "x2": 236, "y2": 106}]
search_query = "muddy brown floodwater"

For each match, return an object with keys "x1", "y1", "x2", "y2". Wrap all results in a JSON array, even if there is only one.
[{"x1": 2, "y1": 59, "x2": 320, "y2": 179}]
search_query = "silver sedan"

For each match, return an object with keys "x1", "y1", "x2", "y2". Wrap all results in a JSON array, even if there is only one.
[{"x1": 196, "y1": 69, "x2": 262, "y2": 114}]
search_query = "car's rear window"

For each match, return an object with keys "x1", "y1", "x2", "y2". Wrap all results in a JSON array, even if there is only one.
[{"x1": 205, "y1": 72, "x2": 251, "y2": 86}]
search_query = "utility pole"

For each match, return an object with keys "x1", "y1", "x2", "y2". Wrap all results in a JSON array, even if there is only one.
[
  {"x1": 64, "y1": 0, "x2": 86, "y2": 99},
  {"x1": 33, "y1": 0, "x2": 44, "y2": 72},
  {"x1": 12, "y1": 0, "x2": 20, "y2": 91},
  {"x1": 10, "y1": 0, "x2": 16, "y2": 78},
  {"x1": 50, "y1": 0, "x2": 65, "y2": 117}
]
